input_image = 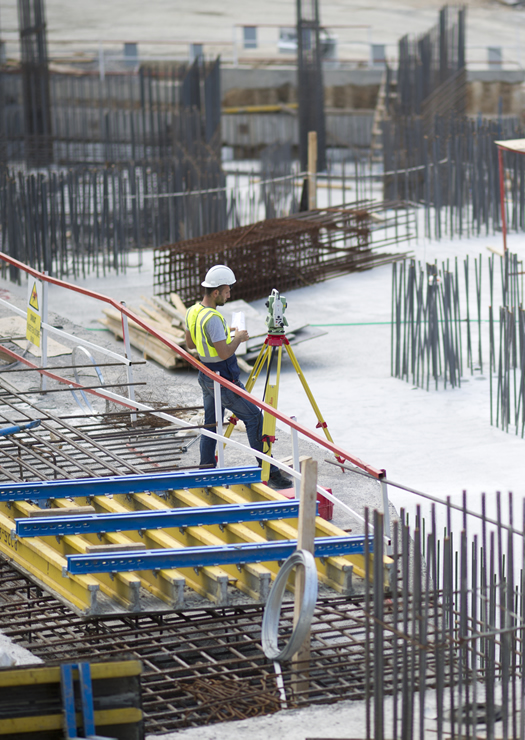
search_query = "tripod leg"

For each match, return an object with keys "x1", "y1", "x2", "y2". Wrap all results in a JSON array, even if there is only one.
[
  {"x1": 284, "y1": 342, "x2": 337, "y2": 446},
  {"x1": 261, "y1": 345, "x2": 283, "y2": 481},
  {"x1": 223, "y1": 344, "x2": 270, "y2": 441}
]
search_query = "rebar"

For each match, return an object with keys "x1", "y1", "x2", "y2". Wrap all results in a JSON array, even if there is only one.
[{"x1": 154, "y1": 201, "x2": 416, "y2": 305}]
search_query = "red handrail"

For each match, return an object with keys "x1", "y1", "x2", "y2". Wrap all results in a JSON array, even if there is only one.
[{"x1": 0, "y1": 251, "x2": 385, "y2": 479}]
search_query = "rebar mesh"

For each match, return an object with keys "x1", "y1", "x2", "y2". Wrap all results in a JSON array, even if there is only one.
[{"x1": 153, "y1": 202, "x2": 416, "y2": 305}]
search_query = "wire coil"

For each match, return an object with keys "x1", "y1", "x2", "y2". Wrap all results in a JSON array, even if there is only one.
[{"x1": 261, "y1": 549, "x2": 318, "y2": 662}]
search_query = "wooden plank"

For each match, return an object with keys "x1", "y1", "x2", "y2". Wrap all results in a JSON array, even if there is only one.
[
  {"x1": 292, "y1": 457, "x2": 317, "y2": 692},
  {"x1": 0, "y1": 508, "x2": 99, "y2": 614},
  {"x1": 170, "y1": 292, "x2": 187, "y2": 316},
  {"x1": 85, "y1": 542, "x2": 147, "y2": 553},
  {"x1": 149, "y1": 295, "x2": 185, "y2": 324},
  {"x1": 101, "y1": 314, "x2": 184, "y2": 347},
  {"x1": 139, "y1": 304, "x2": 184, "y2": 337},
  {"x1": 98, "y1": 318, "x2": 187, "y2": 370},
  {"x1": 28, "y1": 506, "x2": 96, "y2": 518}
]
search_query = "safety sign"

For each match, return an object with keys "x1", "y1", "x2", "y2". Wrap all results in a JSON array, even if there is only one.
[{"x1": 26, "y1": 279, "x2": 42, "y2": 347}]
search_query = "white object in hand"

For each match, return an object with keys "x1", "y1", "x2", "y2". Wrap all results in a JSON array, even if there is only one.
[{"x1": 231, "y1": 311, "x2": 247, "y2": 355}]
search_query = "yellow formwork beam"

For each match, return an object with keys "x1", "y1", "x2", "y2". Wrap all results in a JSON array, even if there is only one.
[
  {"x1": 52, "y1": 499, "x2": 185, "y2": 608},
  {"x1": 222, "y1": 103, "x2": 298, "y2": 114},
  {"x1": 0, "y1": 659, "x2": 142, "y2": 687},
  {"x1": 127, "y1": 488, "x2": 274, "y2": 601},
  {"x1": 1, "y1": 476, "x2": 391, "y2": 612},
  {"x1": 89, "y1": 494, "x2": 232, "y2": 605},
  {"x1": 2, "y1": 500, "x2": 142, "y2": 612},
  {"x1": 248, "y1": 483, "x2": 394, "y2": 583},
  {"x1": 167, "y1": 484, "x2": 354, "y2": 593},
  {"x1": 0, "y1": 508, "x2": 99, "y2": 614},
  {"x1": 0, "y1": 708, "x2": 142, "y2": 735},
  {"x1": 169, "y1": 483, "x2": 391, "y2": 593}
]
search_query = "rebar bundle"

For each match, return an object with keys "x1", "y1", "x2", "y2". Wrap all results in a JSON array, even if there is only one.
[
  {"x1": 0, "y1": 56, "x2": 228, "y2": 276},
  {"x1": 154, "y1": 201, "x2": 416, "y2": 305},
  {"x1": 392, "y1": 259, "x2": 463, "y2": 390},
  {"x1": 490, "y1": 251, "x2": 525, "y2": 435},
  {"x1": 1, "y1": 60, "x2": 222, "y2": 167},
  {"x1": 392, "y1": 251, "x2": 525, "y2": 440},
  {"x1": 0, "y1": 158, "x2": 227, "y2": 280},
  {"x1": 383, "y1": 114, "x2": 525, "y2": 240},
  {"x1": 396, "y1": 6, "x2": 466, "y2": 123},
  {"x1": 366, "y1": 494, "x2": 525, "y2": 740},
  {"x1": 0, "y1": 3, "x2": 227, "y2": 273},
  {"x1": 296, "y1": 0, "x2": 326, "y2": 171},
  {"x1": 18, "y1": 0, "x2": 52, "y2": 166},
  {"x1": 383, "y1": 6, "x2": 525, "y2": 243},
  {"x1": 391, "y1": 253, "x2": 498, "y2": 390}
]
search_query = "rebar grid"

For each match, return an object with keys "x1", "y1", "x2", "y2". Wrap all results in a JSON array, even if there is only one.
[
  {"x1": 0, "y1": 377, "x2": 195, "y2": 483},
  {"x1": 1, "y1": 493, "x2": 523, "y2": 740},
  {"x1": 153, "y1": 201, "x2": 415, "y2": 305},
  {"x1": 0, "y1": 556, "x2": 410, "y2": 733}
]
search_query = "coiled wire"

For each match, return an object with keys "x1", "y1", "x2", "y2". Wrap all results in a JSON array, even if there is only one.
[{"x1": 261, "y1": 549, "x2": 318, "y2": 662}]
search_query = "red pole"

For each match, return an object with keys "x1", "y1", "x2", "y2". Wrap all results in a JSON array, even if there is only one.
[{"x1": 498, "y1": 146, "x2": 508, "y2": 253}]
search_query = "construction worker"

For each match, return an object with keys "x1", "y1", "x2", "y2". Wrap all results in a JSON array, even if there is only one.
[{"x1": 185, "y1": 265, "x2": 292, "y2": 489}]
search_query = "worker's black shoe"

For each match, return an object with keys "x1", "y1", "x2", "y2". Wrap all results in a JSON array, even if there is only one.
[{"x1": 267, "y1": 470, "x2": 293, "y2": 490}]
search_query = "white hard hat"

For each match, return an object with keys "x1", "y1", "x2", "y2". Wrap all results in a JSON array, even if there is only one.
[{"x1": 201, "y1": 265, "x2": 236, "y2": 288}]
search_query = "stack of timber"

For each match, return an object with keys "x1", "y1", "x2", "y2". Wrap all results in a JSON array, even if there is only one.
[
  {"x1": 99, "y1": 293, "x2": 195, "y2": 370},
  {"x1": 99, "y1": 293, "x2": 324, "y2": 371}
]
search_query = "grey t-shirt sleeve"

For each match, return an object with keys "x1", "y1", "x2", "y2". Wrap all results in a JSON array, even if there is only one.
[{"x1": 204, "y1": 315, "x2": 227, "y2": 345}]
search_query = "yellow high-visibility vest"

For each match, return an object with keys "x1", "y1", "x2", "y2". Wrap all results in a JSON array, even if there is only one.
[{"x1": 186, "y1": 303, "x2": 232, "y2": 363}]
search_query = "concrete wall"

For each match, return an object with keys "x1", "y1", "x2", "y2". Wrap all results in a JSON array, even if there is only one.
[
  {"x1": 221, "y1": 68, "x2": 384, "y2": 93},
  {"x1": 222, "y1": 110, "x2": 373, "y2": 151}
]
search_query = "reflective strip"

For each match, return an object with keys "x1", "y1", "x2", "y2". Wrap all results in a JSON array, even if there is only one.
[
  {"x1": 197, "y1": 307, "x2": 219, "y2": 359},
  {"x1": 186, "y1": 304, "x2": 231, "y2": 361}
]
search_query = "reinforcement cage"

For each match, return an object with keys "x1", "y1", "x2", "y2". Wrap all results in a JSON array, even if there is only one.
[{"x1": 153, "y1": 202, "x2": 415, "y2": 305}]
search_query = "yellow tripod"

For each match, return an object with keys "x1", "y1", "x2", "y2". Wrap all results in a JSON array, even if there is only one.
[{"x1": 223, "y1": 333, "x2": 337, "y2": 481}]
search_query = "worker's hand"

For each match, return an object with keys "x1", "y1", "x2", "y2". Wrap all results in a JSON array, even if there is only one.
[{"x1": 235, "y1": 329, "x2": 249, "y2": 343}]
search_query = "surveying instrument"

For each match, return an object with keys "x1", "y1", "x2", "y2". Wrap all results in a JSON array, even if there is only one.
[{"x1": 224, "y1": 289, "x2": 337, "y2": 482}]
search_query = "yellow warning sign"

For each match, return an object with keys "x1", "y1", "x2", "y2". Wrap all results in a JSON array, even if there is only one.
[
  {"x1": 26, "y1": 308, "x2": 41, "y2": 347},
  {"x1": 29, "y1": 282, "x2": 39, "y2": 311},
  {"x1": 26, "y1": 278, "x2": 42, "y2": 347}
]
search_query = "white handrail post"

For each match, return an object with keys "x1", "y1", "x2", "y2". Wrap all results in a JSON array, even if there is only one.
[
  {"x1": 381, "y1": 476, "x2": 392, "y2": 555},
  {"x1": 40, "y1": 274, "x2": 49, "y2": 393},
  {"x1": 291, "y1": 416, "x2": 300, "y2": 499},
  {"x1": 214, "y1": 373, "x2": 224, "y2": 468},
  {"x1": 120, "y1": 302, "x2": 137, "y2": 423}
]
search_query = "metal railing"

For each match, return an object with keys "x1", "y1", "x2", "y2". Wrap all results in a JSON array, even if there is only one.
[{"x1": 0, "y1": 249, "x2": 391, "y2": 543}]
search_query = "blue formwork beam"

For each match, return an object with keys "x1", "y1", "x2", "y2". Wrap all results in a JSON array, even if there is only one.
[
  {"x1": 65, "y1": 535, "x2": 372, "y2": 575},
  {"x1": 0, "y1": 466, "x2": 261, "y2": 503},
  {"x1": 16, "y1": 500, "x2": 305, "y2": 538}
]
